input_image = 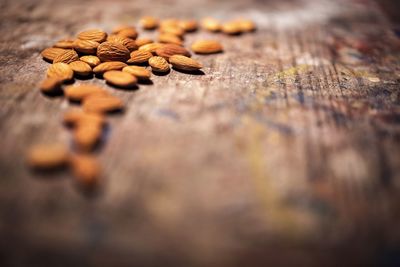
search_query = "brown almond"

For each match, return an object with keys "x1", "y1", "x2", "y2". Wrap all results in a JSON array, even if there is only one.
[
  {"x1": 149, "y1": 56, "x2": 170, "y2": 73},
  {"x1": 103, "y1": 70, "x2": 137, "y2": 88},
  {"x1": 127, "y1": 50, "x2": 153, "y2": 64},
  {"x1": 136, "y1": 38, "x2": 153, "y2": 47},
  {"x1": 73, "y1": 39, "x2": 100, "y2": 54},
  {"x1": 63, "y1": 109, "x2": 105, "y2": 128},
  {"x1": 64, "y1": 84, "x2": 108, "y2": 102},
  {"x1": 47, "y1": 63, "x2": 74, "y2": 81},
  {"x1": 158, "y1": 33, "x2": 183, "y2": 46},
  {"x1": 26, "y1": 144, "x2": 69, "y2": 170},
  {"x1": 77, "y1": 29, "x2": 107, "y2": 43},
  {"x1": 138, "y1": 42, "x2": 163, "y2": 54},
  {"x1": 169, "y1": 55, "x2": 202, "y2": 71},
  {"x1": 39, "y1": 77, "x2": 61, "y2": 94},
  {"x1": 159, "y1": 26, "x2": 185, "y2": 37},
  {"x1": 83, "y1": 94, "x2": 124, "y2": 113},
  {"x1": 221, "y1": 21, "x2": 242, "y2": 35},
  {"x1": 53, "y1": 49, "x2": 79, "y2": 64},
  {"x1": 112, "y1": 25, "x2": 136, "y2": 34},
  {"x1": 69, "y1": 60, "x2": 92, "y2": 76},
  {"x1": 155, "y1": 44, "x2": 190, "y2": 60},
  {"x1": 140, "y1": 16, "x2": 159, "y2": 30},
  {"x1": 70, "y1": 154, "x2": 101, "y2": 187},
  {"x1": 117, "y1": 28, "x2": 138, "y2": 39},
  {"x1": 80, "y1": 55, "x2": 101, "y2": 67},
  {"x1": 54, "y1": 39, "x2": 75, "y2": 49},
  {"x1": 74, "y1": 124, "x2": 102, "y2": 152},
  {"x1": 93, "y1": 61, "x2": 127, "y2": 74},
  {"x1": 236, "y1": 19, "x2": 256, "y2": 32},
  {"x1": 41, "y1": 47, "x2": 68, "y2": 62},
  {"x1": 122, "y1": 66, "x2": 151, "y2": 80},
  {"x1": 179, "y1": 20, "x2": 198, "y2": 32},
  {"x1": 97, "y1": 41, "x2": 130, "y2": 62},
  {"x1": 201, "y1": 17, "x2": 221, "y2": 32},
  {"x1": 107, "y1": 35, "x2": 138, "y2": 51},
  {"x1": 160, "y1": 19, "x2": 180, "y2": 28},
  {"x1": 191, "y1": 40, "x2": 223, "y2": 54}
]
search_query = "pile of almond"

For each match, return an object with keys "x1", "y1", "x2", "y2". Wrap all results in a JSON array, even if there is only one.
[{"x1": 28, "y1": 17, "x2": 255, "y2": 192}]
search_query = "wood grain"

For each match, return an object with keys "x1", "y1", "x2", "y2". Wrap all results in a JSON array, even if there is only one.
[{"x1": 0, "y1": 0, "x2": 400, "y2": 266}]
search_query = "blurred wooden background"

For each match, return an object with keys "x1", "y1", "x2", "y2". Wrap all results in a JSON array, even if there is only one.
[{"x1": 0, "y1": 0, "x2": 400, "y2": 266}]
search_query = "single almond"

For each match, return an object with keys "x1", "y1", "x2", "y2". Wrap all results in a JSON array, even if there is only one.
[
  {"x1": 107, "y1": 35, "x2": 138, "y2": 52},
  {"x1": 73, "y1": 124, "x2": 102, "y2": 152},
  {"x1": 53, "y1": 49, "x2": 79, "y2": 64},
  {"x1": 63, "y1": 109, "x2": 106, "y2": 128},
  {"x1": 236, "y1": 19, "x2": 256, "y2": 32},
  {"x1": 41, "y1": 47, "x2": 68, "y2": 62},
  {"x1": 160, "y1": 19, "x2": 180, "y2": 28},
  {"x1": 54, "y1": 39, "x2": 75, "y2": 49},
  {"x1": 201, "y1": 17, "x2": 221, "y2": 32},
  {"x1": 26, "y1": 144, "x2": 69, "y2": 170},
  {"x1": 116, "y1": 28, "x2": 138, "y2": 39},
  {"x1": 191, "y1": 40, "x2": 223, "y2": 54},
  {"x1": 159, "y1": 26, "x2": 185, "y2": 38},
  {"x1": 169, "y1": 55, "x2": 202, "y2": 71},
  {"x1": 93, "y1": 61, "x2": 127, "y2": 74},
  {"x1": 122, "y1": 66, "x2": 151, "y2": 80},
  {"x1": 39, "y1": 77, "x2": 61, "y2": 94},
  {"x1": 47, "y1": 63, "x2": 74, "y2": 81},
  {"x1": 69, "y1": 60, "x2": 92, "y2": 76},
  {"x1": 155, "y1": 44, "x2": 190, "y2": 60},
  {"x1": 149, "y1": 56, "x2": 170, "y2": 73},
  {"x1": 158, "y1": 33, "x2": 183, "y2": 46},
  {"x1": 179, "y1": 20, "x2": 198, "y2": 32},
  {"x1": 64, "y1": 84, "x2": 108, "y2": 101},
  {"x1": 140, "y1": 16, "x2": 159, "y2": 30},
  {"x1": 97, "y1": 41, "x2": 130, "y2": 62},
  {"x1": 112, "y1": 25, "x2": 136, "y2": 34},
  {"x1": 83, "y1": 94, "x2": 124, "y2": 113},
  {"x1": 103, "y1": 70, "x2": 137, "y2": 88},
  {"x1": 136, "y1": 38, "x2": 153, "y2": 47},
  {"x1": 138, "y1": 42, "x2": 163, "y2": 54},
  {"x1": 73, "y1": 39, "x2": 100, "y2": 54},
  {"x1": 127, "y1": 50, "x2": 153, "y2": 64},
  {"x1": 221, "y1": 21, "x2": 241, "y2": 35},
  {"x1": 70, "y1": 154, "x2": 101, "y2": 187},
  {"x1": 80, "y1": 55, "x2": 101, "y2": 67},
  {"x1": 77, "y1": 29, "x2": 107, "y2": 43}
]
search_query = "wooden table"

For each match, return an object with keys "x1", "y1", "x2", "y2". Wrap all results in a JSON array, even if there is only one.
[{"x1": 0, "y1": 0, "x2": 399, "y2": 266}]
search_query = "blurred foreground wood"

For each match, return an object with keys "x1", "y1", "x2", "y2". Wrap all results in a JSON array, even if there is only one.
[{"x1": 0, "y1": 0, "x2": 399, "y2": 266}]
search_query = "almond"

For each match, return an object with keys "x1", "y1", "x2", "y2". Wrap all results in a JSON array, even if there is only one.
[
  {"x1": 107, "y1": 35, "x2": 138, "y2": 51},
  {"x1": 97, "y1": 41, "x2": 130, "y2": 62},
  {"x1": 201, "y1": 17, "x2": 221, "y2": 32},
  {"x1": 69, "y1": 60, "x2": 92, "y2": 76},
  {"x1": 191, "y1": 40, "x2": 223, "y2": 54},
  {"x1": 236, "y1": 19, "x2": 256, "y2": 32},
  {"x1": 73, "y1": 39, "x2": 100, "y2": 54},
  {"x1": 138, "y1": 42, "x2": 163, "y2": 54},
  {"x1": 54, "y1": 39, "x2": 75, "y2": 49},
  {"x1": 47, "y1": 63, "x2": 74, "y2": 81},
  {"x1": 63, "y1": 109, "x2": 105, "y2": 128},
  {"x1": 41, "y1": 47, "x2": 67, "y2": 62},
  {"x1": 93, "y1": 61, "x2": 127, "y2": 74},
  {"x1": 80, "y1": 55, "x2": 101, "y2": 67},
  {"x1": 136, "y1": 38, "x2": 153, "y2": 47},
  {"x1": 26, "y1": 144, "x2": 69, "y2": 170},
  {"x1": 117, "y1": 28, "x2": 138, "y2": 39},
  {"x1": 39, "y1": 77, "x2": 61, "y2": 93},
  {"x1": 103, "y1": 70, "x2": 137, "y2": 88},
  {"x1": 159, "y1": 26, "x2": 185, "y2": 37},
  {"x1": 53, "y1": 49, "x2": 79, "y2": 64},
  {"x1": 149, "y1": 56, "x2": 170, "y2": 73},
  {"x1": 155, "y1": 44, "x2": 190, "y2": 60},
  {"x1": 221, "y1": 21, "x2": 241, "y2": 35},
  {"x1": 64, "y1": 84, "x2": 108, "y2": 101},
  {"x1": 77, "y1": 29, "x2": 107, "y2": 43},
  {"x1": 70, "y1": 154, "x2": 101, "y2": 187},
  {"x1": 73, "y1": 124, "x2": 102, "y2": 152},
  {"x1": 83, "y1": 94, "x2": 124, "y2": 113},
  {"x1": 140, "y1": 16, "x2": 159, "y2": 30},
  {"x1": 112, "y1": 25, "x2": 136, "y2": 34},
  {"x1": 179, "y1": 20, "x2": 198, "y2": 32},
  {"x1": 158, "y1": 33, "x2": 183, "y2": 46},
  {"x1": 122, "y1": 66, "x2": 151, "y2": 80},
  {"x1": 160, "y1": 19, "x2": 180, "y2": 28},
  {"x1": 169, "y1": 55, "x2": 202, "y2": 71},
  {"x1": 127, "y1": 50, "x2": 153, "y2": 64}
]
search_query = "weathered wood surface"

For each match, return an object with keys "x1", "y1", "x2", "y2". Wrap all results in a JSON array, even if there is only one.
[{"x1": 0, "y1": 0, "x2": 400, "y2": 266}]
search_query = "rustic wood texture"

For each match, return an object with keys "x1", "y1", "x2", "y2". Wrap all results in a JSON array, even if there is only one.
[{"x1": 0, "y1": 0, "x2": 400, "y2": 266}]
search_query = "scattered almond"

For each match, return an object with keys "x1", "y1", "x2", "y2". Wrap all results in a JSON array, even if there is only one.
[
  {"x1": 236, "y1": 19, "x2": 256, "y2": 32},
  {"x1": 179, "y1": 20, "x2": 198, "y2": 32},
  {"x1": 83, "y1": 94, "x2": 124, "y2": 113},
  {"x1": 47, "y1": 62, "x2": 74, "y2": 82},
  {"x1": 39, "y1": 77, "x2": 61, "y2": 94},
  {"x1": 104, "y1": 70, "x2": 138, "y2": 88},
  {"x1": 122, "y1": 66, "x2": 151, "y2": 80},
  {"x1": 53, "y1": 49, "x2": 79, "y2": 64},
  {"x1": 117, "y1": 28, "x2": 138, "y2": 39},
  {"x1": 107, "y1": 35, "x2": 138, "y2": 52},
  {"x1": 93, "y1": 61, "x2": 128, "y2": 74},
  {"x1": 41, "y1": 47, "x2": 67, "y2": 62},
  {"x1": 73, "y1": 39, "x2": 100, "y2": 54},
  {"x1": 201, "y1": 17, "x2": 221, "y2": 32},
  {"x1": 138, "y1": 42, "x2": 164, "y2": 54},
  {"x1": 155, "y1": 43, "x2": 191, "y2": 60},
  {"x1": 69, "y1": 60, "x2": 92, "y2": 76},
  {"x1": 74, "y1": 124, "x2": 102, "y2": 152},
  {"x1": 169, "y1": 55, "x2": 202, "y2": 71},
  {"x1": 97, "y1": 41, "x2": 130, "y2": 62},
  {"x1": 54, "y1": 39, "x2": 75, "y2": 49},
  {"x1": 127, "y1": 50, "x2": 153, "y2": 64},
  {"x1": 27, "y1": 144, "x2": 69, "y2": 170},
  {"x1": 80, "y1": 55, "x2": 101, "y2": 67},
  {"x1": 136, "y1": 38, "x2": 153, "y2": 47},
  {"x1": 149, "y1": 56, "x2": 170, "y2": 73},
  {"x1": 63, "y1": 109, "x2": 106, "y2": 128},
  {"x1": 140, "y1": 16, "x2": 159, "y2": 30},
  {"x1": 64, "y1": 84, "x2": 108, "y2": 101},
  {"x1": 158, "y1": 33, "x2": 183, "y2": 46},
  {"x1": 70, "y1": 154, "x2": 101, "y2": 187},
  {"x1": 191, "y1": 40, "x2": 223, "y2": 54},
  {"x1": 77, "y1": 29, "x2": 107, "y2": 43},
  {"x1": 159, "y1": 26, "x2": 185, "y2": 38},
  {"x1": 221, "y1": 21, "x2": 241, "y2": 35}
]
